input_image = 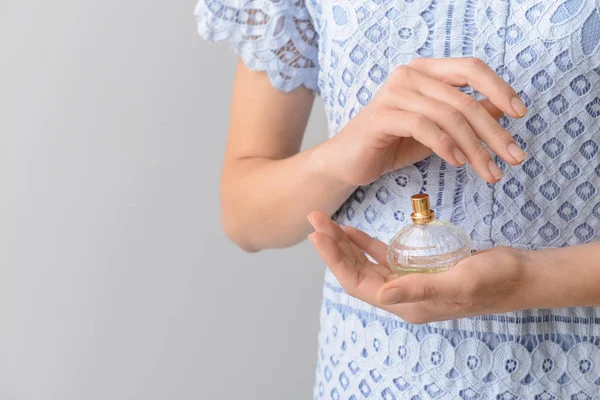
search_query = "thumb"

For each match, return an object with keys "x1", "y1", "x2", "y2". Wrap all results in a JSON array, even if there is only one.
[{"x1": 377, "y1": 272, "x2": 455, "y2": 305}]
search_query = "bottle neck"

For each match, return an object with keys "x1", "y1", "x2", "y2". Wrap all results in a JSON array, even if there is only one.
[{"x1": 411, "y1": 210, "x2": 435, "y2": 225}]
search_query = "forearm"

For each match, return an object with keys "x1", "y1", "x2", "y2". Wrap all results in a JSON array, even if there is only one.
[
  {"x1": 527, "y1": 242, "x2": 600, "y2": 308},
  {"x1": 220, "y1": 140, "x2": 357, "y2": 251}
]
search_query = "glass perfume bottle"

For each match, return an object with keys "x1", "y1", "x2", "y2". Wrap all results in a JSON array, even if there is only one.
[{"x1": 387, "y1": 193, "x2": 471, "y2": 275}]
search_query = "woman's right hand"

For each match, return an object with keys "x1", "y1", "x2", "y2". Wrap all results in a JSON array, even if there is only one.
[{"x1": 316, "y1": 57, "x2": 529, "y2": 185}]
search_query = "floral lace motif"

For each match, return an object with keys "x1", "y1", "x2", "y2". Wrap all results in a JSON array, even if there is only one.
[
  {"x1": 316, "y1": 267, "x2": 600, "y2": 399},
  {"x1": 315, "y1": 297, "x2": 600, "y2": 399},
  {"x1": 195, "y1": 0, "x2": 320, "y2": 92}
]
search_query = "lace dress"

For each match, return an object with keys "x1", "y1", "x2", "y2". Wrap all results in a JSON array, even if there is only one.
[{"x1": 195, "y1": 1, "x2": 600, "y2": 398}]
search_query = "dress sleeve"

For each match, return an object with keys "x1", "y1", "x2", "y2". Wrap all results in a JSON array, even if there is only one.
[{"x1": 194, "y1": 0, "x2": 320, "y2": 93}]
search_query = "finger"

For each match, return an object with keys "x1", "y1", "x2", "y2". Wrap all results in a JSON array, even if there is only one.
[
  {"x1": 342, "y1": 226, "x2": 397, "y2": 282},
  {"x1": 309, "y1": 232, "x2": 362, "y2": 292},
  {"x1": 377, "y1": 271, "x2": 462, "y2": 305},
  {"x1": 401, "y1": 70, "x2": 527, "y2": 168},
  {"x1": 309, "y1": 232, "x2": 383, "y2": 304},
  {"x1": 479, "y1": 98, "x2": 503, "y2": 120},
  {"x1": 308, "y1": 232, "x2": 345, "y2": 270},
  {"x1": 373, "y1": 108, "x2": 467, "y2": 169},
  {"x1": 383, "y1": 91, "x2": 503, "y2": 183},
  {"x1": 342, "y1": 226, "x2": 389, "y2": 267},
  {"x1": 408, "y1": 57, "x2": 529, "y2": 119},
  {"x1": 390, "y1": 138, "x2": 433, "y2": 169},
  {"x1": 307, "y1": 210, "x2": 346, "y2": 244},
  {"x1": 308, "y1": 210, "x2": 369, "y2": 267}
]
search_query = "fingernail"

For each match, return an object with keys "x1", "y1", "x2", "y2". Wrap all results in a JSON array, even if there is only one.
[
  {"x1": 307, "y1": 233, "x2": 315, "y2": 244},
  {"x1": 307, "y1": 213, "x2": 315, "y2": 227},
  {"x1": 511, "y1": 96, "x2": 528, "y2": 117},
  {"x1": 508, "y1": 142, "x2": 527, "y2": 163},
  {"x1": 453, "y1": 148, "x2": 467, "y2": 165},
  {"x1": 488, "y1": 160, "x2": 504, "y2": 180}
]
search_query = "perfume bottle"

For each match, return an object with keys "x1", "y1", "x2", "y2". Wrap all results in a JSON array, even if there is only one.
[{"x1": 387, "y1": 193, "x2": 471, "y2": 275}]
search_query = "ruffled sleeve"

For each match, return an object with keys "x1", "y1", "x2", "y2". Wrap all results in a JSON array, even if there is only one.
[{"x1": 195, "y1": 0, "x2": 320, "y2": 93}]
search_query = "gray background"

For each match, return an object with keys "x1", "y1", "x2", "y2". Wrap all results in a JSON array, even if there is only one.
[{"x1": 0, "y1": 1, "x2": 328, "y2": 399}]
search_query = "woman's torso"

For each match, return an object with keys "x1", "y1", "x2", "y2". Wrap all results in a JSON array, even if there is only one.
[
  {"x1": 307, "y1": 0, "x2": 600, "y2": 250},
  {"x1": 308, "y1": 0, "x2": 600, "y2": 398}
]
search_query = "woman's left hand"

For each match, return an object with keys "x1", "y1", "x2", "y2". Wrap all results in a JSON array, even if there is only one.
[{"x1": 307, "y1": 210, "x2": 542, "y2": 324}]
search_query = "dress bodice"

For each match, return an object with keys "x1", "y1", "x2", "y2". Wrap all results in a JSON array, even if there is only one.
[{"x1": 303, "y1": 0, "x2": 600, "y2": 252}]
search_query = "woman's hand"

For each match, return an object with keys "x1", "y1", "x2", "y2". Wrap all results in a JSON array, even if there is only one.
[
  {"x1": 315, "y1": 57, "x2": 529, "y2": 185},
  {"x1": 307, "y1": 210, "x2": 540, "y2": 325}
]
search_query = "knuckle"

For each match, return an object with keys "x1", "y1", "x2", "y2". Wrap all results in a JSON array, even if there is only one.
[
  {"x1": 391, "y1": 65, "x2": 413, "y2": 81},
  {"x1": 442, "y1": 107, "x2": 464, "y2": 123},
  {"x1": 411, "y1": 114, "x2": 430, "y2": 131},
  {"x1": 466, "y1": 57, "x2": 486, "y2": 71},
  {"x1": 435, "y1": 132, "x2": 453, "y2": 150},
  {"x1": 490, "y1": 124, "x2": 510, "y2": 141},
  {"x1": 442, "y1": 107, "x2": 466, "y2": 125},
  {"x1": 377, "y1": 84, "x2": 402, "y2": 104},
  {"x1": 456, "y1": 93, "x2": 479, "y2": 111},
  {"x1": 473, "y1": 143, "x2": 490, "y2": 159},
  {"x1": 377, "y1": 85, "x2": 394, "y2": 100},
  {"x1": 413, "y1": 284, "x2": 437, "y2": 303},
  {"x1": 408, "y1": 57, "x2": 424, "y2": 69}
]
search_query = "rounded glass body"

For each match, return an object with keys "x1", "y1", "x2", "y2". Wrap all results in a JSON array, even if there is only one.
[{"x1": 387, "y1": 219, "x2": 471, "y2": 275}]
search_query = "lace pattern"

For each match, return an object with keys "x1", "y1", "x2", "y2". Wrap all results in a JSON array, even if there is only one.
[
  {"x1": 315, "y1": 305, "x2": 600, "y2": 399},
  {"x1": 316, "y1": 270, "x2": 600, "y2": 399},
  {"x1": 325, "y1": 0, "x2": 600, "y2": 250},
  {"x1": 195, "y1": 0, "x2": 600, "y2": 397},
  {"x1": 195, "y1": 0, "x2": 320, "y2": 92}
]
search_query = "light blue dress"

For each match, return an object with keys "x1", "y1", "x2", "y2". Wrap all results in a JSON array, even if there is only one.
[{"x1": 195, "y1": 0, "x2": 600, "y2": 398}]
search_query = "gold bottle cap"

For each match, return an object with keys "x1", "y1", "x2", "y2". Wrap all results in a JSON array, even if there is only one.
[{"x1": 411, "y1": 193, "x2": 435, "y2": 225}]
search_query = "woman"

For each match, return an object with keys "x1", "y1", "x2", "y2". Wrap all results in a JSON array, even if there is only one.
[{"x1": 196, "y1": 0, "x2": 600, "y2": 398}]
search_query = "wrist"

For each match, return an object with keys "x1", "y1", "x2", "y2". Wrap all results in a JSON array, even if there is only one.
[
  {"x1": 517, "y1": 249, "x2": 550, "y2": 309},
  {"x1": 521, "y1": 246, "x2": 581, "y2": 309},
  {"x1": 308, "y1": 137, "x2": 354, "y2": 189},
  {"x1": 519, "y1": 250, "x2": 544, "y2": 309}
]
